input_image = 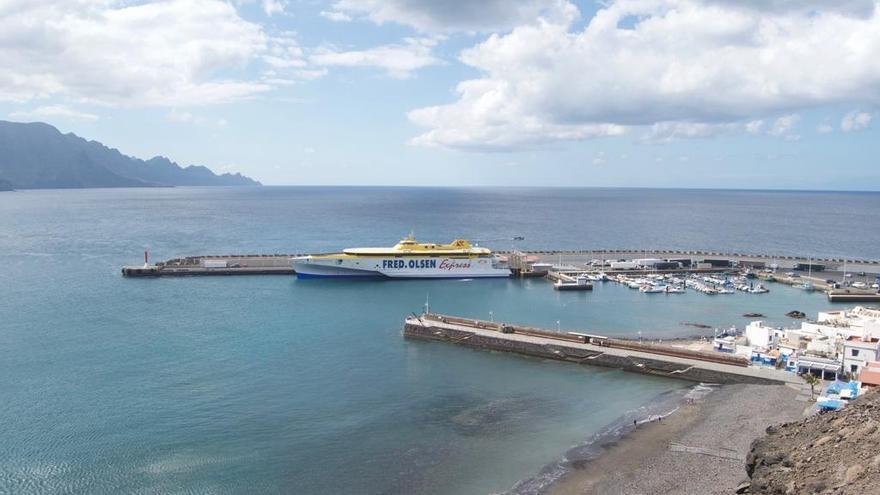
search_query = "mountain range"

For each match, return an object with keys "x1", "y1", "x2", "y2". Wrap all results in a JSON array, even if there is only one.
[{"x1": 0, "y1": 120, "x2": 260, "y2": 189}]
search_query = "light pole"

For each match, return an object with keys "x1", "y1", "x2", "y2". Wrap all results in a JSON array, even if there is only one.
[
  {"x1": 489, "y1": 311, "x2": 494, "y2": 323},
  {"x1": 556, "y1": 320, "x2": 561, "y2": 332}
]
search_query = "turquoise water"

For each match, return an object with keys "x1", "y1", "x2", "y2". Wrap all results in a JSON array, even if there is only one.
[{"x1": 0, "y1": 187, "x2": 873, "y2": 494}]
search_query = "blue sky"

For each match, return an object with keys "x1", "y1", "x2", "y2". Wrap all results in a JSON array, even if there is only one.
[{"x1": 1, "y1": 0, "x2": 879, "y2": 189}]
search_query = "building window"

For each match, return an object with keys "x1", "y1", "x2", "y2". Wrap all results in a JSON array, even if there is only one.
[
  {"x1": 851, "y1": 364, "x2": 859, "y2": 373},
  {"x1": 852, "y1": 349, "x2": 860, "y2": 357}
]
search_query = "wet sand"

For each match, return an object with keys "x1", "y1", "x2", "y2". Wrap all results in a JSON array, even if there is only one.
[{"x1": 547, "y1": 384, "x2": 808, "y2": 495}]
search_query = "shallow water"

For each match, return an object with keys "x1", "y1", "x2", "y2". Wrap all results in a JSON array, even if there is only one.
[{"x1": 0, "y1": 187, "x2": 873, "y2": 494}]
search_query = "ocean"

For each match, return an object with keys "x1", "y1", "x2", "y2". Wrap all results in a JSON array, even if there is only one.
[{"x1": 1, "y1": 187, "x2": 878, "y2": 494}]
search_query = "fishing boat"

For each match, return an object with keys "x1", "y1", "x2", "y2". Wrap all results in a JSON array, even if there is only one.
[{"x1": 749, "y1": 284, "x2": 770, "y2": 294}]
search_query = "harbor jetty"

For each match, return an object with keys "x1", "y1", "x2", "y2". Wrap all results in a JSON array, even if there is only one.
[
  {"x1": 122, "y1": 249, "x2": 880, "y2": 284},
  {"x1": 403, "y1": 313, "x2": 801, "y2": 385},
  {"x1": 122, "y1": 254, "x2": 296, "y2": 277}
]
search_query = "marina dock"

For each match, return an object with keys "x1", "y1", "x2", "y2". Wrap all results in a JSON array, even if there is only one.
[{"x1": 403, "y1": 313, "x2": 802, "y2": 385}]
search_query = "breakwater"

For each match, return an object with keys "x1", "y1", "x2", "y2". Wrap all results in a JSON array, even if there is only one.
[
  {"x1": 404, "y1": 313, "x2": 800, "y2": 385},
  {"x1": 121, "y1": 249, "x2": 880, "y2": 278}
]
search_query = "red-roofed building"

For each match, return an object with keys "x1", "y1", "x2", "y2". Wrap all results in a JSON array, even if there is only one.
[{"x1": 859, "y1": 362, "x2": 880, "y2": 388}]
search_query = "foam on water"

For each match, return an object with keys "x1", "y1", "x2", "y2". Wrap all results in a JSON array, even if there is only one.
[{"x1": 506, "y1": 383, "x2": 717, "y2": 495}]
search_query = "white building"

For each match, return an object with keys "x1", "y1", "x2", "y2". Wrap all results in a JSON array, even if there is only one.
[
  {"x1": 813, "y1": 307, "x2": 880, "y2": 340},
  {"x1": 745, "y1": 321, "x2": 772, "y2": 348},
  {"x1": 842, "y1": 336, "x2": 880, "y2": 376}
]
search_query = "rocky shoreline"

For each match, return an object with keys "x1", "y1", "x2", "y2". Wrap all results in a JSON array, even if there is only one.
[{"x1": 745, "y1": 388, "x2": 879, "y2": 494}]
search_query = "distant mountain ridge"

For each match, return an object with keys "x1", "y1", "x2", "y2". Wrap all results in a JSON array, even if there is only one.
[{"x1": 0, "y1": 120, "x2": 260, "y2": 189}]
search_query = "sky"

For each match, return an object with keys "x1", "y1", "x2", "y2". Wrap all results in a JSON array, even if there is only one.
[{"x1": 1, "y1": 0, "x2": 879, "y2": 189}]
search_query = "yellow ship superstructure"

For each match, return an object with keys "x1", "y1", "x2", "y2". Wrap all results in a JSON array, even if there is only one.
[{"x1": 292, "y1": 235, "x2": 511, "y2": 278}]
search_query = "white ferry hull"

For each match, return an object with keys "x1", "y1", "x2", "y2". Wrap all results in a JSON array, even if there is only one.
[{"x1": 292, "y1": 256, "x2": 510, "y2": 279}]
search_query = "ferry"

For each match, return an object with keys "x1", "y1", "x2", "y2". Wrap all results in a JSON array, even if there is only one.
[{"x1": 291, "y1": 235, "x2": 511, "y2": 279}]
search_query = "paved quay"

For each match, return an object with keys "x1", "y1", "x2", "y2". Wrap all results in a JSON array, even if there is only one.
[{"x1": 404, "y1": 313, "x2": 802, "y2": 386}]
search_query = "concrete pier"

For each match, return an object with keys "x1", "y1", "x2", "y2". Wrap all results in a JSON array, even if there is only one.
[
  {"x1": 122, "y1": 254, "x2": 296, "y2": 277},
  {"x1": 403, "y1": 313, "x2": 802, "y2": 385}
]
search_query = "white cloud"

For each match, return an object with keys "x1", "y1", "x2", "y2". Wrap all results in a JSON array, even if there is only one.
[
  {"x1": 311, "y1": 38, "x2": 442, "y2": 79},
  {"x1": 817, "y1": 122, "x2": 834, "y2": 133},
  {"x1": 745, "y1": 120, "x2": 764, "y2": 135},
  {"x1": 767, "y1": 114, "x2": 801, "y2": 140},
  {"x1": 0, "y1": 0, "x2": 319, "y2": 107},
  {"x1": 325, "y1": 0, "x2": 578, "y2": 33},
  {"x1": 261, "y1": 0, "x2": 286, "y2": 16},
  {"x1": 320, "y1": 10, "x2": 352, "y2": 22},
  {"x1": 841, "y1": 110, "x2": 873, "y2": 131},
  {"x1": 410, "y1": 0, "x2": 880, "y2": 151},
  {"x1": 645, "y1": 121, "x2": 740, "y2": 143},
  {"x1": 9, "y1": 104, "x2": 99, "y2": 122},
  {"x1": 165, "y1": 109, "x2": 229, "y2": 126},
  {"x1": 166, "y1": 109, "x2": 197, "y2": 124}
]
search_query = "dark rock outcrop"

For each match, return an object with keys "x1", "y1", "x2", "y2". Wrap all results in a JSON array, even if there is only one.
[{"x1": 744, "y1": 387, "x2": 879, "y2": 494}]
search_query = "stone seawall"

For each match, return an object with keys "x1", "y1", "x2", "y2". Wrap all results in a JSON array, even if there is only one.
[{"x1": 404, "y1": 322, "x2": 783, "y2": 385}]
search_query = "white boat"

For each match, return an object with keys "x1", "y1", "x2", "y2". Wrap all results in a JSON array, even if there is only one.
[
  {"x1": 554, "y1": 276, "x2": 593, "y2": 291},
  {"x1": 665, "y1": 285, "x2": 686, "y2": 293},
  {"x1": 292, "y1": 235, "x2": 511, "y2": 279},
  {"x1": 640, "y1": 284, "x2": 667, "y2": 293},
  {"x1": 749, "y1": 284, "x2": 770, "y2": 294}
]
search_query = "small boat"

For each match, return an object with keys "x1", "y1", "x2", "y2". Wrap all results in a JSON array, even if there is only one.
[
  {"x1": 665, "y1": 285, "x2": 685, "y2": 293},
  {"x1": 640, "y1": 284, "x2": 667, "y2": 293},
  {"x1": 749, "y1": 284, "x2": 769, "y2": 294},
  {"x1": 554, "y1": 276, "x2": 593, "y2": 291}
]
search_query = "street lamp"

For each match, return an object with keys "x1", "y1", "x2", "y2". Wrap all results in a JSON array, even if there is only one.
[
  {"x1": 489, "y1": 311, "x2": 494, "y2": 322},
  {"x1": 556, "y1": 320, "x2": 561, "y2": 332}
]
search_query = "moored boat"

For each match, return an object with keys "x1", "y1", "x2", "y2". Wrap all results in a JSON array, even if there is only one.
[
  {"x1": 292, "y1": 235, "x2": 511, "y2": 279},
  {"x1": 554, "y1": 276, "x2": 593, "y2": 291}
]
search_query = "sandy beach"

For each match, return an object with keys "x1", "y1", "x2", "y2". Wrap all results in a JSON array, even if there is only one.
[{"x1": 547, "y1": 383, "x2": 810, "y2": 495}]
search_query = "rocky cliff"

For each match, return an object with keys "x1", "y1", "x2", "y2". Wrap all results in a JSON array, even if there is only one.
[
  {"x1": 0, "y1": 120, "x2": 260, "y2": 189},
  {"x1": 744, "y1": 387, "x2": 879, "y2": 494}
]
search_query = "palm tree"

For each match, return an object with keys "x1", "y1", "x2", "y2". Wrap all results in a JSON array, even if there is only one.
[{"x1": 802, "y1": 373, "x2": 820, "y2": 400}]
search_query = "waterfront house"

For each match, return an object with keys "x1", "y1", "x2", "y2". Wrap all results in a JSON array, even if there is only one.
[
  {"x1": 745, "y1": 321, "x2": 772, "y2": 347},
  {"x1": 796, "y1": 355, "x2": 842, "y2": 381},
  {"x1": 843, "y1": 336, "x2": 880, "y2": 376}
]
